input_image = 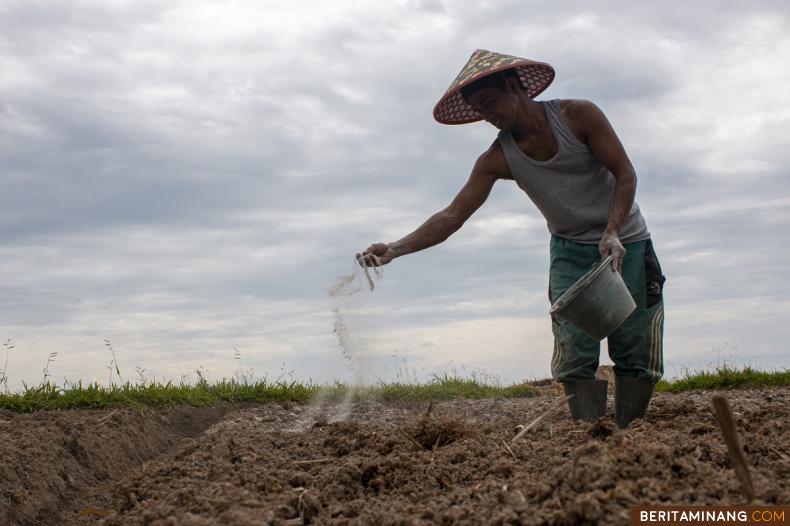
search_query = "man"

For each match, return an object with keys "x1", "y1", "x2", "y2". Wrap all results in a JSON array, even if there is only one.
[{"x1": 356, "y1": 49, "x2": 665, "y2": 429}]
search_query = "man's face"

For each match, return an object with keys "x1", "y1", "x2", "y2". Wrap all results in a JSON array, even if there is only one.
[{"x1": 466, "y1": 83, "x2": 519, "y2": 131}]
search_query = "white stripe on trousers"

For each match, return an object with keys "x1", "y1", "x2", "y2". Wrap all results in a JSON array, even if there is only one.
[{"x1": 648, "y1": 305, "x2": 664, "y2": 380}]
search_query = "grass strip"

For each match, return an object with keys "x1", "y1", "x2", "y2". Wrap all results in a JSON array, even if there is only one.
[
  {"x1": 0, "y1": 379, "x2": 316, "y2": 412},
  {"x1": 4, "y1": 366, "x2": 787, "y2": 412},
  {"x1": 656, "y1": 366, "x2": 790, "y2": 393},
  {"x1": 0, "y1": 375, "x2": 537, "y2": 412}
]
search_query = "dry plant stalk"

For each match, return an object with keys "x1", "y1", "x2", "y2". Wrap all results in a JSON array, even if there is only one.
[
  {"x1": 511, "y1": 395, "x2": 573, "y2": 443},
  {"x1": 397, "y1": 426, "x2": 425, "y2": 451},
  {"x1": 78, "y1": 507, "x2": 114, "y2": 518},
  {"x1": 712, "y1": 395, "x2": 755, "y2": 502},
  {"x1": 398, "y1": 400, "x2": 470, "y2": 451},
  {"x1": 293, "y1": 458, "x2": 336, "y2": 465},
  {"x1": 422, "y1": 398, "x2": 434, "y2": 420},
  {"x1": 97, "y1": 409, "x2": 119, "y2": 424},
  {"x1": 769, "y1": 446, "x2": 790, "y2": 462},
  {"x1": 501, "y1": 440, "x2": 518, "y2": 461}
]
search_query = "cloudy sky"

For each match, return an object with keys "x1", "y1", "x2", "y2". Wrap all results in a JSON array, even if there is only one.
[{"x1": 1, "y1": 0, "x2": 788, "y2": 391}]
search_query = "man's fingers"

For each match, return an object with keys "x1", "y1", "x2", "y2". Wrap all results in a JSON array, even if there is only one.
[
  {"x1": 362, "y1": 254, "x2": 380, "y2": 267},
  {"x1": 356, "y1": 253, "x2": 369, "y2": 267},
  {"x1": 612, "y1": 250, "x2": 625, "y2": 273},
  {"x1": 599, "y1": 235, "x2": 625, "y2": 272},
  {"x1": 367, "y1": 254, "x2": 384, "y2": 267},
  {"x1": 601, "y1": 249, "x2": 621, "y2": 272},
  {"x1": 617, "y1": 246, "x2": 626, "y2": 273},
  {"x1": 357, "y1": 243, "x2": 392, "y2": 268}
]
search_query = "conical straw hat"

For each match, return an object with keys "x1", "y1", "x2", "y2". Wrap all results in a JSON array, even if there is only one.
[{"x1": 433, "y1": 49, "x2": 555, "y2": 125}]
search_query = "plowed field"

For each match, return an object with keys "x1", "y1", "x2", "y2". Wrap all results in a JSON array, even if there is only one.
[{"x1": 2, "y1": 387, "x2": 788, "y2": 525}]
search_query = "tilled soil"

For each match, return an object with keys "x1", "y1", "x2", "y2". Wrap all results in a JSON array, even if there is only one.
[
  {"x1": 1, "y1": 387, "x2": 788, "y2": 526},
  {"x1": 0, "y1": 403, "x2": 233, "y2": 525}
]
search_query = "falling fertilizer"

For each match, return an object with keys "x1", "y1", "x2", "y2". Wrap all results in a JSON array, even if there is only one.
[{"x1": 295, "y1": 259, "x2": 383, "y2": 429}]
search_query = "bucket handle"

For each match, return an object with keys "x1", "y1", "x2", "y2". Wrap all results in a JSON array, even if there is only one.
[{"x1": 593, "y1": 254, "x2": 613, "y2": 270}]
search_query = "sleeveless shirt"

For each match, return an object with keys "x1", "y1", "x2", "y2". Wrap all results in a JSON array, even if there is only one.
[{"x1": 497, "y1": 99, "x2": 650, "y2": 244}]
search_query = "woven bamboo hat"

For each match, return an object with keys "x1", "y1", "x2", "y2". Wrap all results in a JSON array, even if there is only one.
[{"x1": 433, "y1": 49, "x2": 555, "y2": 125}]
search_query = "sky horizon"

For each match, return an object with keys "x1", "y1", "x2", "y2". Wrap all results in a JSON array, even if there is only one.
[{"x1": 1, "y1": 1, "x2": 789, "y2": 391}]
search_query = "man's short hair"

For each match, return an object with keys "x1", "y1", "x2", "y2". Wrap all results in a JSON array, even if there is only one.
[{"x1": 460, "y1": 68, "x2": 522, "y2": 103}]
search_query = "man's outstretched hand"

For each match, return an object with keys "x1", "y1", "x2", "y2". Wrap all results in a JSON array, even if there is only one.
[
  {"x1": 356, "y1": 243, "x2": 396, "y2": 267},
  {"x1": 599, "y1": 231, "x2": 626, "y2": 273}
]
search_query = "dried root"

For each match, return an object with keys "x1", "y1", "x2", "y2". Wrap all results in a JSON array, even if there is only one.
[{"x1": 400, "y1": 400, "x2": 471, "y2": 450}]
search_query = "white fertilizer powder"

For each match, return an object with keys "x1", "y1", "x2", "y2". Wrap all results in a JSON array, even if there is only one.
[{"x1": 294, "y1": 259, "x2": 383, "y2": 429}]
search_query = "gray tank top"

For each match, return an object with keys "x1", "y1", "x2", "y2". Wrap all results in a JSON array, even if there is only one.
[{"x1": 497, "y1": 99, "x2": 650, "y2": 244}]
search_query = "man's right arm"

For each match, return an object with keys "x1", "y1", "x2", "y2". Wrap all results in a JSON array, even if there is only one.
[{"x1": 357, "y1": 147, "x2": 506, "y2": 267}]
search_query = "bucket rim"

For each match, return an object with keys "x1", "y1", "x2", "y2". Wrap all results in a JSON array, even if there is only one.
[{"x1": 549, "y1": 255, "x2": 613, "y2": 314}]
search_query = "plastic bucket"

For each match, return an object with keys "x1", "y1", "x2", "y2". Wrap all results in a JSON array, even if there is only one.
[{"x1": 549, "y1": 255, "x2": 636, "y2": 341}]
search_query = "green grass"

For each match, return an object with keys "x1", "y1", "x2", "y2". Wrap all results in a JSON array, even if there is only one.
[
  {"x1": 0, "y1": 378, "x2": 315, "y2": 413},
  {"x1": 0, "y1": 375, "x2": 537, "y2": 413},
  {"x1": 3, "y1": 365, "x2": 787, "y2": 412},
  {"x1": 656, "y1": 365, "x2": 790, "y2": 393},
  {"x1": 358, "y1": 375, "x2": 537, "y2": 402}
]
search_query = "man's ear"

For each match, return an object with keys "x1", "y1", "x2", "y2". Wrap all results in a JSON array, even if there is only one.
[{"x1": 505, "y1": 75, "x2": 522, "y2": 94}]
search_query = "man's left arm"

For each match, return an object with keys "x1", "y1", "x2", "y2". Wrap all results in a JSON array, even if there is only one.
[{"x1": 568, "y1": 100, "x2": 637, "y2": 272}]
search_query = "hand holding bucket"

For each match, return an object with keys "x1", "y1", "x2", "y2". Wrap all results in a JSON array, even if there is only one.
[{"x1": 549, "y1": 255, "x2": 637, "y2": 341}]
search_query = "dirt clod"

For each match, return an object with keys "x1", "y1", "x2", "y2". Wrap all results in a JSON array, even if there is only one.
[{"x1": 588, "y1": 418, "x2": 616, "y2": 439}]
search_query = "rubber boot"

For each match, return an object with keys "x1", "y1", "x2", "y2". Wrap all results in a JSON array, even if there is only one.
[
  {"x1": 562, "y1": 380, "x2": 608, "y2": 422},
  {"x1": 614, "y1": 376, "x2": 655, "y2": 429}
]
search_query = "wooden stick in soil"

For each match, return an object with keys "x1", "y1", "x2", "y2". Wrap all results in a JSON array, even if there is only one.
[
  {"x1": 511, "y1": 395, "x2": 573, "y2": 443},
  {"x1": 711, "y1": 395, "x2": 755, "y2": 503}
]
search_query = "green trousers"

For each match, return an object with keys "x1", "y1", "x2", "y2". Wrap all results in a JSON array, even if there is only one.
[{"x1": 549, "y1": 236, "x2": 665, "y2": 382}]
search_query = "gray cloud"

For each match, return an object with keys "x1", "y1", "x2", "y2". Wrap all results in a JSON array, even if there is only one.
[{"x1": 1, "y1": 0, "x2": 788, "y2": 390}]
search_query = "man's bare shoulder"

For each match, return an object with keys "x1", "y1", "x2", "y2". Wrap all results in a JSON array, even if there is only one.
[
  {"x1": 476, "y1": 139, "x2": 513, "y2": 180},
  {"x1": 559, "y1": 98, "x2": 600, "y2": 116},
  {"x1": 559, "y1": 99, "x2": 606, "y2": 143}
]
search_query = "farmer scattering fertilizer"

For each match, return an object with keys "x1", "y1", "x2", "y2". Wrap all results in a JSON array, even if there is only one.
[{"x1": 356, "y1": 49, "x2": 666, "y2": 429}]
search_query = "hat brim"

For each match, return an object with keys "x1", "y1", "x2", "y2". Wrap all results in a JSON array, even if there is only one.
[{"x1": 433, "y1": 61, "x2": 555, "y2": 125}]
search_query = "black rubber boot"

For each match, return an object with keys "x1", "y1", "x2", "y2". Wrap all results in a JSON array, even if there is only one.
[
  {"x1": 614, "y1": 376, "x2": 655, "y2": 429},
  {"x1": 562, "y1": 380, "x2": 608, "y2": 422}
]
